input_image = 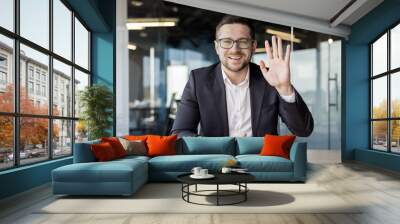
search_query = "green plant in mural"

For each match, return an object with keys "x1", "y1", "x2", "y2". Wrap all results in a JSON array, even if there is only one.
[{"x1": 79, "y1": 84, "x2": 113, "y2": 140}]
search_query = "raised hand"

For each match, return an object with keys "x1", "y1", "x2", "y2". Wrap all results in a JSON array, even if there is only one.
[{"x1": 259, "y1": 36, "x2": 293, "y2": 96}]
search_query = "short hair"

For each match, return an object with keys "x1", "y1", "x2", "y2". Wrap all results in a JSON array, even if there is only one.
[{"x1": 215, "y1": 15, "x2": 255, "y2": 40}]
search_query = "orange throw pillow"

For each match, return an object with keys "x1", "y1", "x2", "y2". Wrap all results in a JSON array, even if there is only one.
[
  {"x1": 91, "y1": 142, "x2": 117, "y2": 161},
  {"x1": 101, "y1": 137, "x2": 127, "y2": 158},
  {"x1": 146, "y1": 135, "x2": 177, "y2": 157},
  {"x1": 260, "y1": 134, "x2": 296, "y2": 159},
  {"x1": 124, "y1": 135, "x2": 148, "y2": 142}
]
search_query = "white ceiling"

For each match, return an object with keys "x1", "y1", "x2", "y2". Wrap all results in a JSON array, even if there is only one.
[
  {"x1": 225, "y1": 0, "x2": 352, "y2": 23},
  {"x1": 164, "y1": 0, "x2": 384, "y2": 38}
]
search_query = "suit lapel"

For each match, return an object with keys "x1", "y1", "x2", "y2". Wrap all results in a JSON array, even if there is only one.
[
  {"x1": 212, "y1": 64, "x2": 229, "y2": 136},
  {"x1": 249, "y1": 65, "x2": 266, "y2": 136}
]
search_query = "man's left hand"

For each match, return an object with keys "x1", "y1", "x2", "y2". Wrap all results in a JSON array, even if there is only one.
[{"x1": 259, "y1": 36, "x2": 293, "y2": 96}]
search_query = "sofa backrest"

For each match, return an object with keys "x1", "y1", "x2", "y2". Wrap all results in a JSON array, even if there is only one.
[
  {"x1": 73, "y1": 139, "x2": 100, "y2": 163},
  {"x1": 177, "y1": 137, "x2": 236, "y2": 155},
  {"x1": 235, "y1": 137, "x2": 264, "y2": 155}
]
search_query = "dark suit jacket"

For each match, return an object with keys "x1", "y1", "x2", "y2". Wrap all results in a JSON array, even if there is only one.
[{"x1": 171, "y1": 62, "x2": 314, "y2": 137}]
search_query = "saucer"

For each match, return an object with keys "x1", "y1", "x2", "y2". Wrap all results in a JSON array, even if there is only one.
[{"x1": 190, "y1": 174, "x2": 215, "y2": 179}]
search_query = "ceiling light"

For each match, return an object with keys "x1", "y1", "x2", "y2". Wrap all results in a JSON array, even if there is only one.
[
  {"x1": 130, "y1": 26, "x2": 145, "y2": 30},
  {"x1": 328, "y1": 38, "x2": 333, "y2": 44},
  {"x1": 126, "y1": 18, "x2": 178, "y2": 30},
  {"x1": 128, "y1": 44, "x2": 137, "y2": 51},
  {"x1": 139, "y1": 32, "x2": 147, "y2": 38},
  {"x1": 131, "y1": 0, "x2": 143, "y2": 7},
  {"x1": 266, "y1": 29, "x2": 301, "y2": 43}
]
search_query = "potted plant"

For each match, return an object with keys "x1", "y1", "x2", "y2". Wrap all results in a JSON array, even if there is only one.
[{"x1": 79, "y1": 84, "x2": 113, "y2": 140}]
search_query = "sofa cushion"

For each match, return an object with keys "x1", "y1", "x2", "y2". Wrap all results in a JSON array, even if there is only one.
[
  {"x1": 101, "y1": 137, "x2": 127, "y2": 158},
  {"x1": 73, "y1": 139, "x2": 100, "y2": 163},
  {"x1": 91, "y1": 142, "x2": 118, "y2": 161},
  {"x1": 52, "y1": 159, "x2": 147, "y2": 183},
  {"x1": 236, "y1": 155, "x2": 293, "y2": 172},
  {"x1": 147, "y1": 135, "x2": 178, "y2": 157},
  {"x1": 260, "y1": 135, "x2": 296, "y2": 159},
  {"x1": 148, "y1": 154, "x2": 235, "y2": 172},
  {"x1": 124, "y1": 135, "x2": 148, "y2": 142},
  {"x1": 236, "y1": 137, "x2": 263, "y2": 155},
  {"x1": 179, "y1": 137, "x2": 235, "y2": 155},
  {"x1": 118, "y1": 138, "x2": 147, "y2": 156}
]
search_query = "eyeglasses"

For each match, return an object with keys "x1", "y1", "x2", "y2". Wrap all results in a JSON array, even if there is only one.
[{"x1": 216, "y1": 38, "x2": 254, "y2": 49}]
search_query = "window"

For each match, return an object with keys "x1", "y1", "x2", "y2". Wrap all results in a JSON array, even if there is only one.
[
  {"x1": 0, "y1": 0, "x2": 14, "y2": 32},
  {"x1": 42, "y1": 85, "x2": 46, "y2": 97},
  {"x1": 0, "y1": 0, "x2": 91, "y2": 170},
  {"x1": 36, "y1": 84, "x2": 40, "y2": 95},
  {"x1": 0, "y1": 71, "x2": 6, "y2": 85},
  {"x1": 370, "y1": 22, "x2": 400, "y2": 153},
  {"x1": 35, "y1": 70, "x2": 41, "y2": 81},
  {"x1": 74, "y1": 18, "x2": 89, "y2": 70},
  {"x1": 74, "y1": 69, "x2": 89, "y2": 118},
  {"x1": 53, "y1": 0, "x2": 72, "y2": 60},
  {"x1": 53, "y1": 119, "x2": 72, "y2": 158},
  {"x1": 0, "y1": 54, "x2": 7, "y2": 67},
  {"x1": 0, "y1": 35, "x2": 13, "y2": 113},
  {"x1": 28, "y1": 81, "x2": 34, "y2": 94},
  {"x1": 0, "y1": 116, "x2": 13, "y2": 170},
  {"x1": 28, "y1": 67, "x2": 34, "y2": 80},
  {"x1": 53, "y1": 59, "x2": 72, "y2": 117},
  {"x1": 20, "y1": 0, "x2": 49, "y2": 49}
]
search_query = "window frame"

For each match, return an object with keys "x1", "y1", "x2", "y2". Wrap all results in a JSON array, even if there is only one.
[
  {"x1": 370, "y1": 20, "x2": 400, "y2": 154},
  {"x1": 0, "y1": 0, "x2": 92, "y2": 171}
]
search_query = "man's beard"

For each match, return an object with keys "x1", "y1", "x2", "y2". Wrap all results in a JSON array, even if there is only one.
[{"x1": 221, "y1": 53, "x2": 252, "y2": 73}]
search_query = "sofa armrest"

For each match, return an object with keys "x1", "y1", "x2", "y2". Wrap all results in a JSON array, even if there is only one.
[
  {"x1": 289, "y1": 142, "x2": 307, "y2": 181},
  {"x1": 73, "y1": 141, "x2": 99, "y2": 163}
]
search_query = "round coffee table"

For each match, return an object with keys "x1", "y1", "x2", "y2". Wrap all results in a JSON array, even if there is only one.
[{"x1": 177, "y1": 172, "x2": 255, "y2": 206}]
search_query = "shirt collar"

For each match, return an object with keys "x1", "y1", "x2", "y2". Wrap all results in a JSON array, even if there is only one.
[{"x1": 221, "y1": 66, "x2": 250, "y2": 87}]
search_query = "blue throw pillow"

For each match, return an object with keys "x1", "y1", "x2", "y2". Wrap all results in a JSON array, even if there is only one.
[
  {"x1": 236, "y1": 137, "x2": 264, "y2": 155},
  {"x1": 179, "y1": 137, "x2": 235, "y2": 155}
]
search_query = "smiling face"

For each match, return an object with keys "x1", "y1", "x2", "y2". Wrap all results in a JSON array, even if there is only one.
[{"x1": 215, "y1": 23, "x2": 257, "y2": 74}]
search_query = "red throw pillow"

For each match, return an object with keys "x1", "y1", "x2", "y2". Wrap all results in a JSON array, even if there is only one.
[
  {"x1": 101, "y1": 137, "x2": 127, "y2": 158},
  {"x1": 91, "y1": 142, "x2": 117, "y2": 161},
  {"x1": 146, "y1": 135, "x2": 177, "y2": 157},
  {"x1": 260, "y1": 134, "x2": 296, "y2": 159},
  {"x1": 124, "y1": 135, "x2": 148, "y2": 142}
]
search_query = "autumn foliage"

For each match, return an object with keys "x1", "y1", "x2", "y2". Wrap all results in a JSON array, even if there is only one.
[
  {"x1": 372, "y1": 99, "x2": 400, "y2": 142},
  {"x1": 0, "y1": 84, "x2": 59, "y2": 151}
]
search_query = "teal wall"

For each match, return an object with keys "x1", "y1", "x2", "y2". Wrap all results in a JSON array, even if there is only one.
[
  {"x1": 0, "y1": 0, "x2": 116, "y2": 200},
  {"x1": 91, "y1": 0, "x2": 116, "y2": 135},
  {"x1": 0, "y1": 158, "x2": 72, "y2": 199},
  {"x1": 344, "y1": 0, "x2": 400, "y2": 171}
]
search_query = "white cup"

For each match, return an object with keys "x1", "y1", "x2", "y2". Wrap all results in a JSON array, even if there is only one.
[
  {"x1": 221, "y1": 167, "x2": 232, "y2": 174},
  {"x1": 200, "y1": 169, "x2": 208, "y2": 176},
  {"x1": 191, "y1": 167, "x2": 202, "y2": 176}
]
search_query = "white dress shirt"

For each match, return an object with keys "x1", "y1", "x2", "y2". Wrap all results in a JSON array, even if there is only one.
[{"x1": 222, "y1": 67, "x2": 295, "y2": 137}]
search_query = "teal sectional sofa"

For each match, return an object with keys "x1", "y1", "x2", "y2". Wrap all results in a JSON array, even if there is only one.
[{"x1": 52, "y1": 137, "x2": 307, "y2": 196}]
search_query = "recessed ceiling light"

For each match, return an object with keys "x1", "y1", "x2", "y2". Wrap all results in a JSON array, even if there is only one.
[
  {"x1": 172, "y1": 6, "x2": 179, "y2": 13},
  {"x1": 128, "y1": 44, "x2": 137, "y2": 51},
  {"x1": 126, "y1": 18, "x2": 178, "y2": 30},
  {"x1": 139, "y1": 32, "x2": 147, "y2": 38},
  {"x1": 131, "y1": 0, "x2": 143, "y2": 7}
]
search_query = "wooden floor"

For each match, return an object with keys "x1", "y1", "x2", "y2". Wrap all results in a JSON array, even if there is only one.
[{"x1": 1, "y1": 150, "x2": 400, "y2": 224}]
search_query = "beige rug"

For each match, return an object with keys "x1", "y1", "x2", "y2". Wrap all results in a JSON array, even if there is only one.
[{"x1": 38, "y1": 183, "x2": 361, "y2": 214}]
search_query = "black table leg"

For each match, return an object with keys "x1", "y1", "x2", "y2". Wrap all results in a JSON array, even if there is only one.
[
  {"x1": 217, "y1": 184, "x2": 219, "y2": 206},
  {"x1": 245, "y1": 183, "x2": 247, "y2": 201}
]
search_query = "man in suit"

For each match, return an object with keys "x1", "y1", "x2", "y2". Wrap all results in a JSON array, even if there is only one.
[{"x1": 171, "y1": 16, "x2": 313, "y2": 137}]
